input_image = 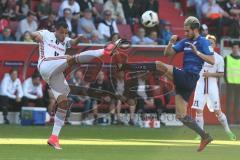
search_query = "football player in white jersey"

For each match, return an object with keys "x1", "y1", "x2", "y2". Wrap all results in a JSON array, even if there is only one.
[
  {"x1": 31, "y1": 21, "x2": 122, "y2": 149},
  {"x1": 191, "y1": 35, "x2": 236, "y2": 141}
]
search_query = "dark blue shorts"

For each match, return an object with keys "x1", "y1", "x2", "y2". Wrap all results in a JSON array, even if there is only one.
[{"x1": 173, "y1": 67, "x2": 199, "y2": 102}]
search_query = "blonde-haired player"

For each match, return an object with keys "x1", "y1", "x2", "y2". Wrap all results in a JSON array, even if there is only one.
[
  {"x1": 192, "y1": 34, "x2": 236, "y2": 140},
  {"x1": 31, "y1": 21, "x2": 122, "y2": 149}
]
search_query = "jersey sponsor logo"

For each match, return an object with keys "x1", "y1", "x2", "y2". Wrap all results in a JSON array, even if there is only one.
[
  {"x1": 48, "y1": 43, "x2": 65, "y2": 52},
  {"x1": 184, "y1": 47, "x2": 192, "y2": 51}
]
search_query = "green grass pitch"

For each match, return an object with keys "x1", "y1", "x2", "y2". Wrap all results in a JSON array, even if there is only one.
[{"x1": 0, "y1": 125, "x2": 239, "y2": 160}]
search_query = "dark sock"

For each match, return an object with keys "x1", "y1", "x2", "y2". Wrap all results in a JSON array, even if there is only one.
[
  {"x1": 110, "y1": 114, "x2": 114, "y2": 123},
  {"x1": 179, "y1": 115, "x2": 208, "y2": 139},
  {"x1": 122, "y1": 63, "x2": 157, "y2": 71}
]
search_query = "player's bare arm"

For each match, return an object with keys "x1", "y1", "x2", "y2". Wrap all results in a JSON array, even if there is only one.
[
  {"x1": 186, "y1": 42, "x2": 215, "y2": 65},
  {"x1": 70, "y1": 35, "x2": 89, "y2": 46},
  {"x1": 30, "y1": 32, "x2": 43, "y2": 42},
  {"x1": 163, "y1": 35, "x2": 177, "y2": 56}
]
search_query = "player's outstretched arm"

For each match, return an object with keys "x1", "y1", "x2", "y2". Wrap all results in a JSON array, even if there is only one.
[
  {"x1": 164, "y1": 35, "x2": 177, "y2": 56},
  {"x1": 70, "y1": 35, "x2": 89, "y2": 46},
  {"x1": 30, "y1": 32, "x2": 43, "y2": 43}
]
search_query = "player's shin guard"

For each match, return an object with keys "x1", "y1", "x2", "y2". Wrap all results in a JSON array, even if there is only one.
[
  {"x1": 120, "y1": 63, "x2": 157, "y2": 71},
  {"x1": 195, "y1": 112, "x2": 204, "y2": 129},
  {"x1": 217, "y1": 112, "x2": 231, "y2": 133},
  {"x1": 52, "y1": 108, "x2": 67, "y2": 136},
  {"x1": 179, "y1": 115, "x2": 208, "y2": 139}
]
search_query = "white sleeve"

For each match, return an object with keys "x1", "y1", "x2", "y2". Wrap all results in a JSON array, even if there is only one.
[
  {"x1": 217, "y1": 55, "x2": 225, "y2": 73},
  {"x1": 98, "y1": 23, "x2": 106, "y2": 38},
  {"x1": 58, "y1": 3, "x2": 64, "y2": 17},
  {"x1": 1, "y1": 77, "x2": 16, "y2": 99},
  {"x1": 17, "y1": 79, "x2": 23, "y2": 98},
  {"x1": 23, "y1": 79, "x2": 37, "y2": 99},
  {"x1": 113, "y1": 21, "x2": 119, "y2": 33},
  {"x1": 37, "y1": 30, "x2": 48, "y2": 39},
  {"x1": 37, "y1": 83, "x2": 43, "y2": 98},
  {"x1": 74, "y1": 2, "x2": 80, "y2": 13}
]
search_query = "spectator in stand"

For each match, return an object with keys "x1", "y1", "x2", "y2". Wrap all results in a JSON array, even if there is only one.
[
  {"x1": 68, "y1": 69, "x2": 91, "y2": 122},
  {"x1": 22, "y1": 73, "x2": 44, "y2": 107},
  {"x1": 15, "y1": 0, "x2": 30, "y2": 20},
  {"x1": 0, "y1": 27, "x2": 15, "y2": 41},
  {"x1": 135, "y1": 72, "x2": 155, "y2": 121},
  {"x1": 98, "y1": 10, "x2": 119, "y2": 42},
  {"x1": 0, "y1": 0, "x2": 16, "y2": 20},
  {"x1": 131, "y1": 27, "x2": 155, "y2": 45},
  {"x1": 222, "y1": 0, "x2": 240, "y2": 38},
  {"x1": 160, "y1": 21, "x2": 173, "y2": 45},
  {"x1": 201, "y1": 0, "x2": 234, "y2": 40},
  {"x1": 103, "y1": 0, "x2": 126, "y2": 24},
  {"x1": 89, "y1": 71, "x2": 116, "y2": 124},
  {"x1": 58, "y1": 8, "x2": 77, "y2": 38},
  {"x1": 201, "y1": 24, "x2": 209, "y2": 37},
  {"x1": 0, "y1": 16, "x2": 9, "y2": 33},
  {"x1": 122, "y1": 0, "x2": 140, "y2": 26},
  {"x1": 187, "y1": 0, "x2": 206, "y2": 18},
  {"x1": 149, "y1": 31, "x2": 162, "y2": 45},
  {"x1": 21, "y1": 31, "x2": 34, "y2": 42},
  {"x1": 78, "y1": 8, "x2": 98, "y2": 39},
  {"x1": 144, "y1": 0, "x2": 159, "y2": 14},
  {"x1": 58, "y1": 0, "x2": 80, "y2": 20},
  {"x1": 15, "y1": 11, "x2": 38, "y2": 41},
  {"x1": 224, "y1": 41, "x2": 240, "y2": 124},
  {"x1": 0, "y1": 68, "x2": 23, "y2": 124},
  {"x1": 112, "y1": 70, "x2": 137, "y2": 125},
  {"x1": 38, "y1": 11, "x2": 57, "y2": 32},
  {"x1": 37, "y1": 0, "x2": 52, "y2": 20},
  {"x1": 77, "y1": 0, "x2": 100, "y2": 18}
]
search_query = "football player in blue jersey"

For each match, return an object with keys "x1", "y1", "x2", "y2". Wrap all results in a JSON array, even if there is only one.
[{"x1": 119, "y1": 16, "x2": 215, "y2": 152}]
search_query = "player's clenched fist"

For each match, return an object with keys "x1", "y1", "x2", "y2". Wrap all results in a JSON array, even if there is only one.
[{"x1": 169, "y1": 35, "x2": 178, "y2": 44}]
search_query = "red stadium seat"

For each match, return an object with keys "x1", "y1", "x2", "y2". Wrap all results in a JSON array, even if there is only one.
[
  {"x1": 117, "y1": 24, "x2": 133, "y2": 41},
  {"x1": 52, "y1": 2, "x2": 61, "y2": 12},
  {"x1": 31, "y1": 0, "x2": 40, "y2": 12}
]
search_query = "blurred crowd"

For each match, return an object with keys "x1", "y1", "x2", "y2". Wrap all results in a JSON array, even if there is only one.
[
  {"x1": 178, "y1": 0, "x2": 240, "y2": 40},
  {"x1": 0, "y1": 0, "x2": 173, "y2": 45},
  {"x1": 0, "y1": 67, "x2": 175, "y2": 125}
]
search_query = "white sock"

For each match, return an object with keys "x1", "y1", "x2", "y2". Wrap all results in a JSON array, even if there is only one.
[
  {"x1": 74, "y1": 49, "x2": 104, "y2": 63},
  {"x1": 52, "y1": 108, "x2": 67, "y2": 136},
  {"x1": 217, "y1": 112, "x2": 231, "y2": 133},
  {"x1": 195, "y1": 113, "x2": 204, "y2": 130}
]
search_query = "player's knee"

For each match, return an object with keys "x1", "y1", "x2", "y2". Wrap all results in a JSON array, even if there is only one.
[
  {"x1": 176, "y1": 113, "x2": 186, "y2": 119},
  {"x1": 57, "y1": 95, "x2": 70, "y2": 110},
  {"x1": 196, "y1": 110, "x2": 203, "y2": 116},
  {"x1": 156, "y1": 61, "x2": 168, "y2": 73},
  {"x1": 214, "y1": 110, "x2": 221, "y2": 117}
]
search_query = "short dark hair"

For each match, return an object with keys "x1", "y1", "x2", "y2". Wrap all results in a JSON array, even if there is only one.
[
  {"x1": 231, "y1": 41, "x2": 240, "y2": 47},
  {"x1": 9, "y1": 68, "x2": 18, "y2": 74},
  {"x1": 32, "y1": 73, "x2": 41, "y2": 79},
  {"x1": 27, "y1": 11, "x2": 36, "y2": 17},
  {"x1": 55, "y1": 21, "x2": 68, "y2": 29}
]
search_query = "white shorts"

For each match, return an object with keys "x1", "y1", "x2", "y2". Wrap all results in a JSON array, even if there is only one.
[
  {"x1": 191, "y1": 84, "x2": 220, "y2": 112},
  {"x1": 38, "y1": 56, "x2": 70, "y2": 100}
]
